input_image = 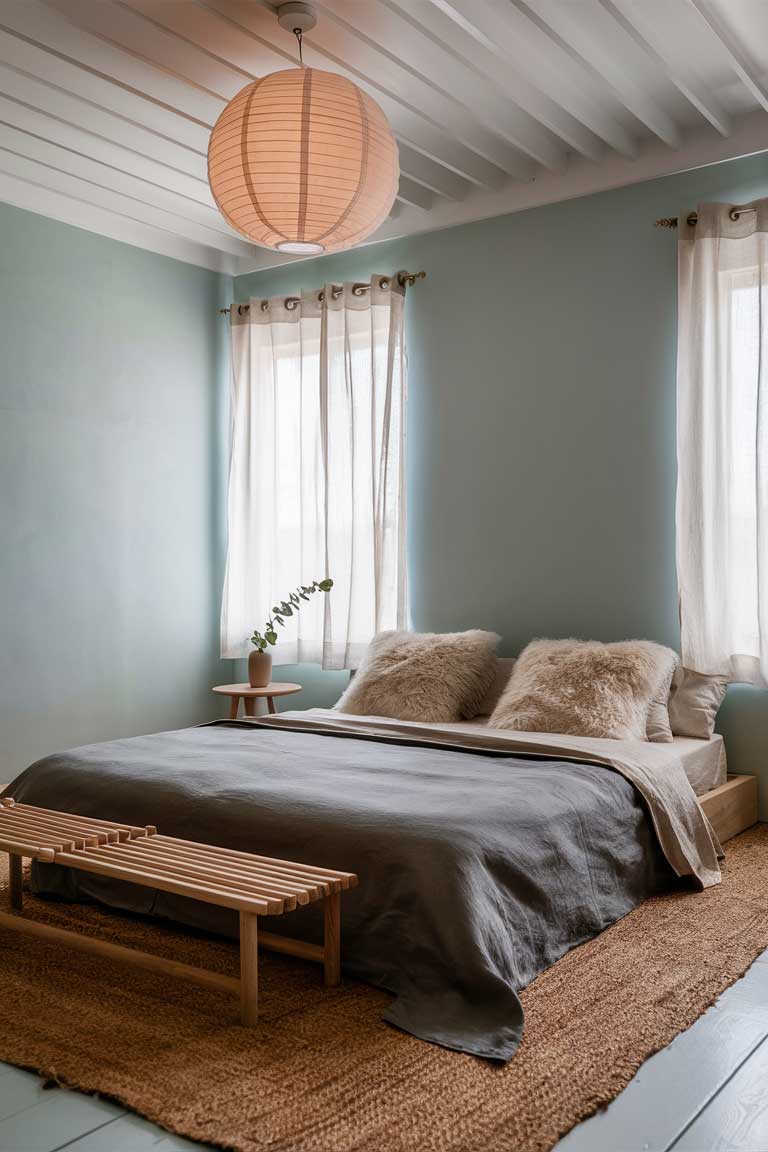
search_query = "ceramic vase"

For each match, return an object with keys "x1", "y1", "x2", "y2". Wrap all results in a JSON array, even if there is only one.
[{"x1": 248, "y1": 649, "x2": 272, "y2": 688}]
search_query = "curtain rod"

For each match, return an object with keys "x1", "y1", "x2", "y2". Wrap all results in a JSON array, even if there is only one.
[
  {"x1": 218, "y1": 269, "x2": 426, "y2": 314},
  {"x1": 654, "y1": 205, "x2": 758, "y2": 228}
]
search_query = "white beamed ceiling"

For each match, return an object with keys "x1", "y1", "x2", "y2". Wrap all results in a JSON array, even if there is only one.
[{"x1": 0, "y1": 0, "x2": 766, "y2": 274}]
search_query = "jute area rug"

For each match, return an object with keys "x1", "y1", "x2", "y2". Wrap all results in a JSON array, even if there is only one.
[{"x1": 0, "y1": 828, "x2": 767, "y2": 1152}]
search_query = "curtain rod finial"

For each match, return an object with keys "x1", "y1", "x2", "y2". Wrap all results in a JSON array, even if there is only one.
[{"x1": 397, "y1": 269, "x2": 426, "y2": 287}]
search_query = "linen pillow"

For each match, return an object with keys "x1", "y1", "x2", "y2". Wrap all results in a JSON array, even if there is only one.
[
  {"x1": 336, "y1": 629, "x2": 500, "y2": 723},
  {"x1": 667, "y1": 667, "x2": 728, "y2": 739},
  {"x1": 645, "y1": 655, "x2": 679, "y2": 743},
  {"x1": 489, "y1": 638, "x2": 679, "y2": 741}
]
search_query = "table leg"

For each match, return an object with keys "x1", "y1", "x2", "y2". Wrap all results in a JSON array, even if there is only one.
[
  {"x1": 323, "y1": 890, "x2": 341, "y2": 986},
  {"x1": 266, "y1": 696, "x2": 276, "y2": 715},
  {"x1": 243, "y1": 697, "x2": 257, "y2": 717},
  {"x1": 8, "y1": 853, "x2": 22, "y2": 911},
  {"x1": 240, "y1": 910, "x2": 259, "y2": 1026},
  {"x1": 228, "y1": 696, "x2": 240, "y2": 720}
]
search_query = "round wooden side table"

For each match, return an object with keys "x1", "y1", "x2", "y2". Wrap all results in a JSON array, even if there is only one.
[{"x1": 212, "y1": 682, "x2": 302, "y2": 719}]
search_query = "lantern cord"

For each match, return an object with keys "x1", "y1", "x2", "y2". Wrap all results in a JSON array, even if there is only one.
[{"x1": 294, "y1": 27, "x2": 303, "y2": 65}]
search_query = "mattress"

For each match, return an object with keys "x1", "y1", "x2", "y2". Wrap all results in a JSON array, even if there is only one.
[
  {"x1": 674, "y1": 734, "x2": 727, "y2": 796},
  {"x1": 452, "y1": 720, "x2": 726, "y2": 796}
]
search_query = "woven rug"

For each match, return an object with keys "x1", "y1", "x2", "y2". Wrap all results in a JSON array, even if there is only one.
[{"x1": 1, "y1": 828, "x2": 767, "y2": 1152}]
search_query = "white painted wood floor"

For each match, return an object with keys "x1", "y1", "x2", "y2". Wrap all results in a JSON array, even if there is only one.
[{"x1": 0, "y1": 951, "x2": 767, "y2": 1150}]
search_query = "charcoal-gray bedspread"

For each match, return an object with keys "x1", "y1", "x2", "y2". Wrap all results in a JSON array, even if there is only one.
[{"x1": 8, "y1": 719, "x2": 682, "y2": 1061}]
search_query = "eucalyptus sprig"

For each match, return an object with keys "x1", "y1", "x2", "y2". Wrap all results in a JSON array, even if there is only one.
[{"x1": 250, "y1": 578, "x2": 334, "y2": 652}]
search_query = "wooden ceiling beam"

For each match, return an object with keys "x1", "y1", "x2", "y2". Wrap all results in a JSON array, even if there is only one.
[
  {"x1": 0, "y1": 26, "x2": 209, "y2": 152},
  {"x1": 512, "y1": 0, "x2": 682, "y2": 149},
  {"x1": 598, "y1": 0, "x2": 731, "y2": 136},
  {"x1": 685, "y1": 0, "x2": 768, "y2": 113},
  {"x1": 0, "y1": 165, "x2": 237, "y2": 271},
  {"x1": 395, "y1": 176, "x2": 433, "y2": 212},
  {"x1": 415, "y1": 0, "x2": 637, "y2": 159},
  {"x1": 396, "y1": 144, "x2": 470, "y2": 200},
  {"x1": 0, "y1": 143, "x2": 256, "y2": 256},
  {"x1": 0, "y1": 60, "x2": 209, "y2": 183},
  {"x1": 314, "y1": 0, "x2": 570, "y2": 169}
]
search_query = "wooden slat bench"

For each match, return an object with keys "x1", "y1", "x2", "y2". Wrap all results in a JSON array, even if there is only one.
[{"x1": 0, "y1": 798, "x2": 357, "y2": 1025}]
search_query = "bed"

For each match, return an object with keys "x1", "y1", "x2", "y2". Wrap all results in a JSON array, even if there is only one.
[{"x1": 5, "y1": 709, "x2": 728, "y2": 1061}]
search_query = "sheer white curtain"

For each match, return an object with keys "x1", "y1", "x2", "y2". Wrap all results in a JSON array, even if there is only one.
[
  {"x1": 677, "y1": 200, "x2": 768, "y2": 685},
  {"x1": 221, "y1": 274, "x2": 407, "y2": 669}
]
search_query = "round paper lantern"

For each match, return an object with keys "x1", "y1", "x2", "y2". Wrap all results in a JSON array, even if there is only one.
[{"x1": 208, "y1": 68, "x2": 400, "y2": 255}]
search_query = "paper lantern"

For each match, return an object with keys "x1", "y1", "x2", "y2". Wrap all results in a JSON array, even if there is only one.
[{"x1": 208, "y1": 68, "x2": 400, "y2": 255}]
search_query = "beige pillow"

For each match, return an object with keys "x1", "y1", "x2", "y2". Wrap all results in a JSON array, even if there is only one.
[
  {"x1": 645, "y1": 656, "x2": 679, "y2": 742},
  {"x1": 489, "y1": 638, "x2": 679, "y2": 741},
  {"x1": 668, "y1": 668, "x2": 728, "y2": 739},
  {"x1": 336, "y1": 629, "x2": 500, "y2": 723}
]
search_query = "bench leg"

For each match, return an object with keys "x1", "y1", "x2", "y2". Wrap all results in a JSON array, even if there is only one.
[
  {"x1": 8, "y1": 854, "x2": 22, "y2": 912},
  {"x1": 239, "y1": 911, "x2": 258, "y2": 1026},
  {"x1": 323, "y1": 891, "x2": 341, "y2": 986}
]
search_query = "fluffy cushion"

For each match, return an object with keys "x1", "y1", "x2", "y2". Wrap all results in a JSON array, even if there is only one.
[
  {"x1": 336, "y1": 629, "x2": 499, "y2": 723},
  {"x1": 668, "y1": 668, "x2": 728, "y2": 739},
  {"x1": 489, "y1": 638, "x2": 679, "y2": 741},
  {"x1": 474, "y1": 658, "x2": 516, "y2": 717}
]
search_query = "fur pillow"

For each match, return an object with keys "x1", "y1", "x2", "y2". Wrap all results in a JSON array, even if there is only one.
[
  {"x1": 474, "y1": 657, "x2": 516, "y2": 717},
  {"x1": 336, "y1": 629, "x2": 500, "y2": 723},
  {"x1": 489, "y1": 638, "x2": 679, "y2": 741}
]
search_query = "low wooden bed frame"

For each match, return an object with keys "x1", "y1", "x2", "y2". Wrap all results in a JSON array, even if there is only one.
[
  {"x1": 698, "y1": 774, "x2": 758, "y2": 843},
  {"x1": 0, "y1": 798, "x2": 357, "y2": 1026}
]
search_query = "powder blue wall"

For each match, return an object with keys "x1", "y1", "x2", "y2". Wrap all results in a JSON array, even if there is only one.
[
  {"x1": 236, "y1": 150, "x2": 768, "y2": 813},
  {"x1": 0, "y1": 203, "x2": 232, "y2": 784}
]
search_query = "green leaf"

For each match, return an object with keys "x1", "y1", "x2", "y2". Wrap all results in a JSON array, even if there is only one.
[
  {"x1": 318, "y1": 578, "x2": 333, "y2": 592},
  {"x1": 266, "y1": 631, "x2": 278, "y2": 645},
  {"x1": 272, "y1": 606, "x2": 280, "y2": 615}
]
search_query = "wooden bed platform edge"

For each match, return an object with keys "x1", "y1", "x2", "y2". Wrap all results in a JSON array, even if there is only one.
[{"x1": 699, "y1": 773, "x2": 758, "y2": 844}]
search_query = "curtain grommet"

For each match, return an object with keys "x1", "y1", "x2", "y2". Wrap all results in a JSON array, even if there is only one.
[
  {"x1": 260, "y1": 300, "x2": 269, "y2": 313},
  {"x1": 285, "y1": 297, "x2": 300, "y2": 310},
  {"x1": 379, "y1": 277, "x2": 390, "y2": 289}
]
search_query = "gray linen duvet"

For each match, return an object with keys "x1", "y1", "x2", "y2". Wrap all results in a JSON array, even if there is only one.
[{"x1": 5, "y1": 711, "x2": 720, "y2": 1061}]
